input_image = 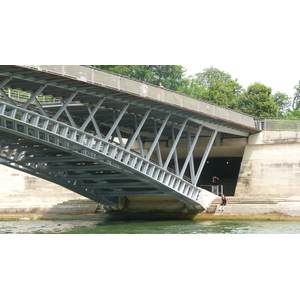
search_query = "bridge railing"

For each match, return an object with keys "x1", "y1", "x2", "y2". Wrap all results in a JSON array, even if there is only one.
[
  {"x1": 2, "y1": 88, "x2": 62, "y2": 104},
  {"x1": 200, "y1": 185, "x2": 223, "y2": 196},
  {"x1": 255, "y1": 118, "x2": 300, "y2": 132},
  {"x1": 15, "y1": 65, "x2": 257, "y2": 129}
]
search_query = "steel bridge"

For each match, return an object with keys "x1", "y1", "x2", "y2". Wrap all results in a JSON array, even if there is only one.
[{"x1": 0, "y1": 65, "x2": 259, "y2": 215}]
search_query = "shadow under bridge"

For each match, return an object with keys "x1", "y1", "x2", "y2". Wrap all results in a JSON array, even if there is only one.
[{"x1": 0, "y1": 65, "x2": 259, "y2": 215}]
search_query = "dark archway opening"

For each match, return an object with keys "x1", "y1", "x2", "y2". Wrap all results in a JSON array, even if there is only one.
[{"x1": 196, "y1": 157, "x2": 242, "y2": 196}]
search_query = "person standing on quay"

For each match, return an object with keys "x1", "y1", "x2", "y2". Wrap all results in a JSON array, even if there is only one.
[
  {"x1": 219, "y1": 194, "x2": 228, "y2": 211},
  {"x1": 211, "y1": 175, "x2": 219, "y2": 194}
]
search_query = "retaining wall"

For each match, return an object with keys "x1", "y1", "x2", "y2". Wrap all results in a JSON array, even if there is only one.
[
  {"x1": 235, "y1": 132, "x2": 300, "y2": 198},
  {"x1": 0, "y1": 164, "x2": 94, "y2": 215}
]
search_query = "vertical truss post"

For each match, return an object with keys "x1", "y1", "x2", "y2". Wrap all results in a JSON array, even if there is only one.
[
  {"x1": 163, "y1": 119, "x2": 188, "y2": 170},
  {"x1": 193, "y1": 127, "x2": 218, "y2": 185},
  {"x1": 105, "y1": 104, "x2": 129, "y2": 142},
  {"x1": 179, "y1": 124, "x2": 202, "y2": 179},
  {"x1": 126, "y1": 109, "x2": 151, "y2": 151}
]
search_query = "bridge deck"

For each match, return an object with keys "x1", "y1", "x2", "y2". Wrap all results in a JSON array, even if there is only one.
[
  {"x1": 0, "y1": 65, "x2": 260, "y2": 212},
  {"x1": 0, "y1": 65, "x2": 259, "y2": 138}
]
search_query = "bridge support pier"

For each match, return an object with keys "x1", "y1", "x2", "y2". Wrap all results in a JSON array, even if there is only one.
[{"x1": 103, "y1": 195, "x2": 204, "y2": 220}]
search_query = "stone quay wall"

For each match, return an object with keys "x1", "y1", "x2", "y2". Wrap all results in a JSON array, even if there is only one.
[
  {"x1": 0, "y1": 165, "x2": 97, "y2": 216},
  {"x1": 235, "y1": 131, "x2": 300, "y2": 199}
]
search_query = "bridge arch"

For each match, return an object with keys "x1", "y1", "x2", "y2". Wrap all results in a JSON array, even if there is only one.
[{"x1": 0, "y1": 65, "x2": 259, "y2": 214}]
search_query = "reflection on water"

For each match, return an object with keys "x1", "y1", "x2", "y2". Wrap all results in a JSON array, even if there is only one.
[{"x1": 1, "y1": 218, "x2": 300, "y2": 234}]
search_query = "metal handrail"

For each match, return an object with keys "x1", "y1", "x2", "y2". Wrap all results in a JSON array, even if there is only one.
[
  {"x1": 200, "y1": 185, "x2": 224, "y2": 196},
  {"x1": 14, "y1": 65, "x2": 257, "y2": 129},
  {"x1": 3, "y1": 88, "x2": 61, "y2": 104},
  {"x1": 81, "y1": 65, "x2": 256, "y2": 119},
  {"x1": 255, "y1": 118, "x2": 300, "y2": 131}
]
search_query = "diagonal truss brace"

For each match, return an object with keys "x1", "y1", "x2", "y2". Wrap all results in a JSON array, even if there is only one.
[
  {"x1": 0, "y1": 77, "x2": 14, "y2": 105},
  {"x1": 146, "y1": 114, "x2": 170, "y2": 161},
  {"x1": 105, "y1": 104, "x2": 129, "y2": 142},
  {"x1": 52, "y1": 92, "x2": 78, "y2": 120},
  {"x1": 179, "y1": 124, "x2": 202, "y2": 178},
  {"x1": 163, "y1": 118, "x2": 188, "y2": 170},
  {"x1": 126, "y1": 109, "x2": 151, "y2": 151},
  {"x1": 80, "y1": 99, "x2": 104, "y2": 132},
  {"x1": 192, "y1": 127, "x2": 219, "y2": 185}
]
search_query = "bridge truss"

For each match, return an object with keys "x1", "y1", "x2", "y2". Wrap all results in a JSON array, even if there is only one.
[{"x1": 0, "y1": 65, "x2": 259, "y2": 211}]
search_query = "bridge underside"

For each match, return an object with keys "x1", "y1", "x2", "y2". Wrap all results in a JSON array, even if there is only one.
[{"x1": 0, "y1": 65, "x2": 259, "y2": 216}]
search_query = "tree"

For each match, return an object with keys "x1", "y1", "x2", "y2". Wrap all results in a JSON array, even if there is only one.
[
  {"x1": 285, "y1": 109, "x2": 300, "y2": 118},
  {"x1": 291, "y1": 81, "x2": 300, "y2": 110},
  {"x1": 236, "y1": 82, "x2": 278, "y2": 117},
  {"x1": 184, "y1": 67, "x2": 243, "y2": 109},
  {"x1": 93, "y1": 65, "x2": 188, "y2": 92},
  {"x1": 272, "y1": 92, "x2": 291, "y2": 117}
]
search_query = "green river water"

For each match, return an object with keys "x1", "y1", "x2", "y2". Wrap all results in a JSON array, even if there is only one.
[
  {"x1": 1, "y1": 218, "x2": 300, "y2": 234},
  {"x1": 2, "y1": 217, "x2": 299, "y2": 300}
]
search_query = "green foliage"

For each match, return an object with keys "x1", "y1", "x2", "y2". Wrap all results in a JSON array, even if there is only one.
[
  {"x1": 93, "y1": 65, "x2": 187, "y2": 91},
  {"x1": 272, "y1": 92, "x2": 291, "y2": 117},
  {"x1": 236, "y1": 83, "x2": 278, "y2": 117},
  {"x1": 172, "y1": 67, "x2": 242, "y2": 109},
  {"x1": 292, "y1": 81, "x2": 300, "y2": 110},
  {"x1": 285, "y1": 109, "x2": 300, "y2": 118},
  {"x1": 93, "y1": 65, "x2": 299, "y2": 118}
]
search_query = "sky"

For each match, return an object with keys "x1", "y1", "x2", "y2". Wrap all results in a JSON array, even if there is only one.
[
  {"x1": 178, "y1": 0, "x2": 300, "y2": 98},
  {"x1": 3, "y1": 0, "x2": 299, "y2": 99}
]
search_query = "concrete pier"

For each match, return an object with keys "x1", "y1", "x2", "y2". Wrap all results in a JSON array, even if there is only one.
[{"x1": 235, "y1": 131, "x2": 300, "y2": 198}]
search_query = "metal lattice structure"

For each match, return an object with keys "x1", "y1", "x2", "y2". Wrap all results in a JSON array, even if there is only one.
[
  {"x1": 256, "y1": 118, "x2": 300, "y2": 132},
  {"x1": 0, "y1": 65, "x2": 259, "y2": 211}
]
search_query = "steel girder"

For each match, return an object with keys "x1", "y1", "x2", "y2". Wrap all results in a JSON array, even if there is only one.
[
  {"x1": 0, "y1": 65, "x2": 259, "y2": 209},
  {"x1": 0, "y1": 100, "x2": 216, "y2": 209}
]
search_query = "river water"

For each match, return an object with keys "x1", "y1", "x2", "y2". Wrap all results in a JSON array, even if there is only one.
[
  {"x1": 2, "y1": 217, "x2": 299, "y2": 300},
  {"x1": 1, "y1": 217, "x2": 300, "y2": 234}
]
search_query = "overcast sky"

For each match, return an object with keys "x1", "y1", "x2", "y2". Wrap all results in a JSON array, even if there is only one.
[
  {"x1": 3, "y1": 0, "x2": 299, "y2": 99},
  {"x1": 179, "y1": 0, "x2": 299, "y2": 98}
]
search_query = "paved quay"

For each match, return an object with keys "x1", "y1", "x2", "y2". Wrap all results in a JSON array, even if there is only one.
[{"x1": 196, "y1": 196, "x2": 300, "y2": 220}]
